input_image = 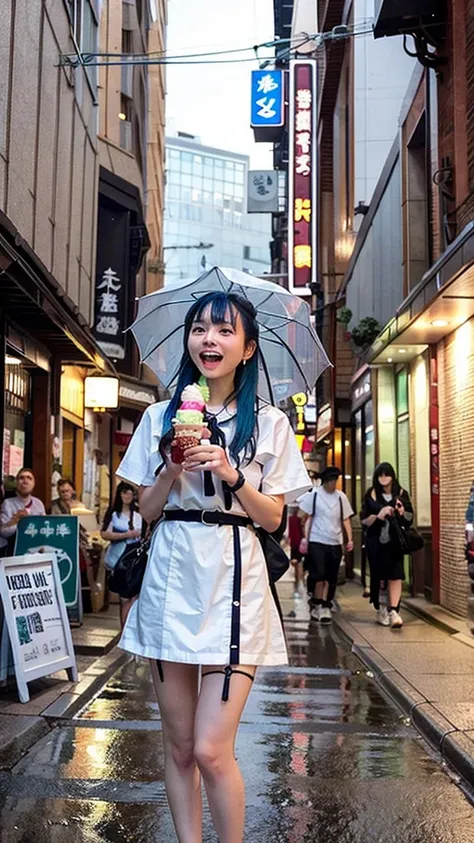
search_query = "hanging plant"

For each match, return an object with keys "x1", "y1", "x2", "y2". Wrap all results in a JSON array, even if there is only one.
[
  {"x1": 336, "y1": 306, "x2": 353, "y2": 326},
  {"x1": 349, "y1": 317, "x2": 381, "y2": 349}
]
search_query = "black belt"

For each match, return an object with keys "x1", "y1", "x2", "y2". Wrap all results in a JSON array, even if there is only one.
[
  {"x1": 163, "y1": 508, "x2": 250, "y2": 700},
  {"x1": 164, "y1": 509, "x2": 252, "y2": 528}
]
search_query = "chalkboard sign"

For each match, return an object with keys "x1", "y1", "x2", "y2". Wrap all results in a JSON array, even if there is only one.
[
  {"x1": 14, "y1": 516, "x2": 82, "y2": 625},
  {"x1": 0, "y1": 553, "x2": 78, "y2": 702}
]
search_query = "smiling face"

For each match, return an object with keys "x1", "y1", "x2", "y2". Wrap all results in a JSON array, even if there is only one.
[{"x1": 187, "y1": 304, "x2": 256, "y2": 381}]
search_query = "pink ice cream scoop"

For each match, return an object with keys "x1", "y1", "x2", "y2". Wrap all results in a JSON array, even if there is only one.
[{"x1": 181, "y1": 400, "x2": 205, "y2": 411}]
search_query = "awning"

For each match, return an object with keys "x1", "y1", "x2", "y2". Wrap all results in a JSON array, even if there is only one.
[
  {"x1": 369, "y1": 222, "x2": 474, "y2": 363},
  {"x1": 0, "y1": 211, "x2": 114, "y2": 371},
  {"x1": 119, "y1": 376, "x2": 158, "y2": 410}
]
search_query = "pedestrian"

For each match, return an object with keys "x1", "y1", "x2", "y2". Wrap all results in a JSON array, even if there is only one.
[
  {"x1": 50, "y1": 477, "x2": 98, "y2": 598},
  {"x1": 116, "y1": 290, "x2": 310, "y2": 843},
  {"x1": 360, "y1": 461, "x2": 414, "y2": 628},
  {"x1": 287, "y1": 505, "x2": 305, "y2": 598},
  {"x1": 101, "y1": 481, "x2": 143, "y2": 628},
  {"x1": 0, "y1": 467, "x2": 45, "y2": 555},
  {"x1": 298, "y1": 466, "x2": 354, "y2": 623}
]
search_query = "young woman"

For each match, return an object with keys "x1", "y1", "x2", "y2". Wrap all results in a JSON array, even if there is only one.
[
  {"x1": 50, "y1": 477, "x2": 97, "y2": 595},
  {"x1": 360, "y1": 462, "x2": 414, "y2": 628},
  {"x1": 116, "y1": 291, "x2": 310, "y2": 843},
  {"x1": 101, "y1": 482, "x2": 143, "y2": 625}
]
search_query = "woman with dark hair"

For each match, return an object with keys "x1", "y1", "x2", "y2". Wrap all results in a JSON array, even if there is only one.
[
  {"x1": 101, "y1": 482, "x2": 143, "y2": 627},
  {"x1": 360, "y1": 461, "x2": 414, "y2": 628},
  {"x1": 116, "y1": 291, "x2": 310, "y2": 843}
]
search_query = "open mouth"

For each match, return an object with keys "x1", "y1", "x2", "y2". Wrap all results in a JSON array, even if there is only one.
[{"x1": 200, "y1": 351, "x2": 223, "y2": 369}]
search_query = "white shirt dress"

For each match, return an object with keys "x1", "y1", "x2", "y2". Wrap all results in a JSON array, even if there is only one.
[{"x1": 116, "y1": 401, "x2": 311, "y2": 668}]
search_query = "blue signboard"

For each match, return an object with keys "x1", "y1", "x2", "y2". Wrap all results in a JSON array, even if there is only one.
[{"x1": 250, "y1": 70, "x2": 284, "y2": 128}]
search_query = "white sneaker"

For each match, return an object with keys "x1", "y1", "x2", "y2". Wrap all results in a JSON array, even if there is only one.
[
  {"x1": 310, "y1": 605, "x2": 322, "y2": 622},
  {"x1": 319, "y1": 606, "x2": 332, "y2": 624},
  {"x1": 293, "y1": 589, "x2": 302, "y2": 600},
  {"x1": 389, "y1": 609, "x2": 403, "y2": 628},
  {"x1": 376, "y1": 607, "x2": 390, "y2": 626}
]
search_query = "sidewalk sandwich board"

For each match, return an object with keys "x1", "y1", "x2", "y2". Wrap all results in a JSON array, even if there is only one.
[
  {"x1": 14, "y1": 516, "x2": 82, "y2": 624},
  {"x1": 0, "y1": 553, "x2": 78, "y2": 703}
]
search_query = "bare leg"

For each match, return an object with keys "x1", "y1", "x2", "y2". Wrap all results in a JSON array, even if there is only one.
[
  {"x1": 194, "y1": 666, "x2": 256, "y2": 843},
  {"x1": 388, "y1": 579, "x2": 402, "y2": 610},
  {"x1": 151, "y1": 660, "x2": 201, "y2": 843}
]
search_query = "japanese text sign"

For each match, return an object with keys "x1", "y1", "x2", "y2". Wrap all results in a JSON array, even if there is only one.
[
  {"x1": 288, "y1": 60, "x2": 317, "y2": 295},
  {"x1": 0, "y1": 553, "x2": 78, "y2": 703},
  {"x1": 94, "y1": 203, "x2": 129, "y2": 360},
  {"x1": 15, "y1": 516, "x2": 81, "y2": 625},
  {"x1": 250, "y1": 70, "x2": 284, "y2": 128}
]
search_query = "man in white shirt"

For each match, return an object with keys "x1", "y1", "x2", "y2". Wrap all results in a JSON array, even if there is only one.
[
  {"x1": 299, "y1": 466, "x2": 354, "y2": 623},
  {"x1": 0, "y1": 468, "x2": 46, "y2": 555}
]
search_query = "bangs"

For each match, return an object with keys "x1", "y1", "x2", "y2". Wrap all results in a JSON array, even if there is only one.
[
  {"x1": 375, "y1": 462, "x2": 395, "y2": 478},
  {"x1": 192, "y1": 292, "x2": 237, "y2": 327}
]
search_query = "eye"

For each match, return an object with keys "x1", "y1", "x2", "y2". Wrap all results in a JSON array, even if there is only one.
[
  {"x1": 191, "y1": 325, "x2": 204, "y2": 334},
  {"x1": 220, "y1": 327, "x2": 233, "y2": 335}
]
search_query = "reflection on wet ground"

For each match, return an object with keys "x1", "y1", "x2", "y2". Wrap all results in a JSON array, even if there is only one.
[{"x1": 1, "y1": 619, "x2": 474, "y2": 842}]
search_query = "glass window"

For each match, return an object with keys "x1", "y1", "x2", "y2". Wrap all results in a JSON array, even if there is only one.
[
  {"x1": 234, "y1": 183, "x2": 244, "y2": 199},
  {"x1": 168, "y1": 184, "x2": 179, "y2": 200},
  {"x1": 225, "y1": 161, "x2": 234, "y2": 175},
  {"x1": 182, "y1": 160, "x2": 192, "y2": 175},
  {"x1": 354, "y1": 409, "x2": 363, "y2": 513},
  {"x1": 181, "y1": 186, "x2": 191, "y2": 203},
  {"x1": 235, "y1": 162, "x2": 244, "y2": 173},
  {"x1": 191, "y1": 188, "x2": 201, "y2": 203},
  {"x1": 191, "y1": 205, "x2": 202, "y2": 222},
  {"x1": 203, "y1": 177, "x2": 213, "y2": 192},
  {"x1": 233, "y1": 211, "x2": 242, "y2": 228},
  {"x1": 181, "y1": 152, "x2": 192, "y2": 163},
  {"x1": 214, "y1": 158, "x2": 223, "y2": 171},
  {"x1": 169, "y1": 149, "x2": 180, "y2": 160},
  {"x1": 214, "y1": 192, "x2": 223, "y2": 207},
  {"x1": 213, "y1": 208, "x2": 223, "y2": 225},
  {"x1": 364, "y1": 400, "x2": 375, "y2": 491},
  {"x1": 234, "y1": 198, "x2": 243, "y2": 212},
  {"x1": 181, "y1": 173, "x2": 192, "y2": 188},
  {"x1": 192, "y1": 171, "x2": 202, "y2": 187},
  {"x1": 223, "y1": 196, "x2": 232, "y2": 210},
  {"x1": 168, "y1": 168, "x2": 181, "y2": 184},
  {"x1": 193, "y1": 155, "x2": 202, "y2": 166},
  {"x1": 223, "y1": 208, "x2": 232, "y2": 227},
  {"x1": 203, "y1": 191, "x2": 212, "y2": 205},
  {"x1": 214, "y1": 180, "x2": 224, "y2": 194}
]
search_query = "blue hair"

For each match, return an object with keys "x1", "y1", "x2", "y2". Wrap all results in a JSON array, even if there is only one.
[{"x1": 160, "y1": 292, "x2": 259, "y2": 466}]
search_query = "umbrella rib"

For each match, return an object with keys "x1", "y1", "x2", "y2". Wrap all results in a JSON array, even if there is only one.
[
  {"x1": 258, "y1": 349, "x2": 275, "y2": 406},
  {"x1": 260, "y1": 325, "x2": 314, "y2": 390},
  {"x1": 135, "y1": 322, "x2": 184, "y2": 361},
  {"x1": 130, "y1": 298, "x2": 198, "y2": 330}
]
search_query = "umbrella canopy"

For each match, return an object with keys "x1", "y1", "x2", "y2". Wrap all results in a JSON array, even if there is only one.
[{"x1": 129, "y1": 267, "x2": 332, "y2": 403}]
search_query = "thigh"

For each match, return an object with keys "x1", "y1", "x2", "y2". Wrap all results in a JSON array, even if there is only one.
[
  {"x1": 308, "y1": 543, "x2": 326, "y2": 581},
  {"x1": 151, "y1": 660, "x2": 199, "y2": 741},
  {"x1": 325, "y1": 545, "x2": 343, "y2": 583},
  {"x1": 195, "y1": 666, "x2": 256, "y2": 749}
]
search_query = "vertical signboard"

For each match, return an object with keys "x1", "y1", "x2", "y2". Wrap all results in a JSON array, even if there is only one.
[
  {"x1": 94, "y1": 203, "x2": 129, "y2": 360},
  {"x1": 288, "y1": 60, "x2": 317, "y2": 296},
  {"x1": 250, "y1": 70, "x2": 284, "y2": 128},
  {"x1": 0, "y1": 553, "x2": 78, "y2": 703}
]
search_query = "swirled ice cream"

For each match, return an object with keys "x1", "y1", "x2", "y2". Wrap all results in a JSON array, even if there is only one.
[{"x1": 171, "y1": 378, "x2": 209, "y2": 464}]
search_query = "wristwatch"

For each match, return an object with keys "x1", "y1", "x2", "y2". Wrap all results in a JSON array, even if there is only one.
[{"x1": 226, "y1": 469, "x2": 246, "y2": 493}]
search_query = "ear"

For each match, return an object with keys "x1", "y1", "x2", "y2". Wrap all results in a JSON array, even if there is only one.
[{"x1": 243, "y1": 339, "x2": 257, "y2": 361}]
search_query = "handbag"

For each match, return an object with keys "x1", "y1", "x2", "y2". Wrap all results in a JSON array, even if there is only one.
[
  {"x1": 108, "y1": 520, "x2": 151, "y2": 599},
  {"x1": 256, "y1": 527, "x2": 290, "y2": 582},
  {"x1": 392, "y1": 516, "x2": 424, "y2": 554}
]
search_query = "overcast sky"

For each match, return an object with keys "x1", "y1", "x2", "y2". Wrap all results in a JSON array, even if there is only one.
[{"x1": 165, "y1": 0, "x2": 275, "y2": 167}]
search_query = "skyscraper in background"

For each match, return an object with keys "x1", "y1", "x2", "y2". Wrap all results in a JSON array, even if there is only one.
[{"x1": 164, "y1": 134, "x2": 272, "y2": 282}]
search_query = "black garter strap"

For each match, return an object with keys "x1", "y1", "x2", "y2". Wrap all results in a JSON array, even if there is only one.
[{"x1": 202, "y1": 666, "x2": 255, "y2": 702}]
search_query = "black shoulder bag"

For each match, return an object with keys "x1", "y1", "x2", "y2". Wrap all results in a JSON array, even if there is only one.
[{"x1": 108, "y1": 518, "x2": 152, "y2": 600}]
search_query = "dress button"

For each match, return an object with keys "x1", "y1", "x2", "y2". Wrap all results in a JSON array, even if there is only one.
[
  {"x1": 233, "y1": 600, "x2": 240, "y2": 607},
  {"x1": 230, "y1": 644, "x2": 238, "y2": 649}
]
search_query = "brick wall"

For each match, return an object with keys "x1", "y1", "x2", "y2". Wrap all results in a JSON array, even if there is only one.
[{"x1": 438, "y1": 322, "x2": 473, "y2": 615}]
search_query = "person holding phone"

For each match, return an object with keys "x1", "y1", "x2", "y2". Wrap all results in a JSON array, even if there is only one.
[{"x1": 360, "y1": 462, "x2": 414, "y2": 628}]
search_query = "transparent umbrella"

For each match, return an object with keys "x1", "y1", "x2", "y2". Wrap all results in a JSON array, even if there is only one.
[{"x1": 129, "y1": 266, "x2": 332, "y2": 403}]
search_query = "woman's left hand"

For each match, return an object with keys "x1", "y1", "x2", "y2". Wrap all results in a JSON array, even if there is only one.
[
  {"x1": 395, "y1": 500, "x2": 405, "y2": 518},
  {"x1": 182, "y1": 444, "x2": 238, "y2": 485}
]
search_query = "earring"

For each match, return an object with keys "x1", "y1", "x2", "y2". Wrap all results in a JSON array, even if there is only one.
[{"x1": 243, "y1": 359, "x2": 247, "y2": 367}]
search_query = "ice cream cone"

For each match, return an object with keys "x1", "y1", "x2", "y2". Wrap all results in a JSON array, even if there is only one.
[{"x1": 170, "y1": 423, "x2": 208, "y2": 464}]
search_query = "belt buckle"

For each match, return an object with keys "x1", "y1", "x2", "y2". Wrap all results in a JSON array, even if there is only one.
[{"x1": 201, "y1": 511, "x2": 213, "y2": 526}]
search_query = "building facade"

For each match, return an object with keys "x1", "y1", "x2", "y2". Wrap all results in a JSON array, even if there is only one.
[
  {"x1": 323, "y1": 0, "x2": 474, "y2": 616},
  {"x1": 1, "y1": 0, "x2": 166, "y2": 521},
  {"x1": 164, "y1": 134, "x2": 272, "y2": 282}
]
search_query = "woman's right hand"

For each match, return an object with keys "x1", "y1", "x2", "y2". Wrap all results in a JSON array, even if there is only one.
[
  {"x1": 377, "y1": 506, "x2": 394, "y2": 520},
  {"x1": 128, "y1": 529, "x2": 141, "y2": 540}
]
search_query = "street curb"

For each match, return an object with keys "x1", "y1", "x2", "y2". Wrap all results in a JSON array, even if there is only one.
[
  {"x1": 333, "y1": 614, "x2": 474, "y2": 790},
  {"x1": 0, "y1": 648, "x2": 129, "y2": 770},
  {"x1": 42, "y1": 648, "x2": 130, "y2": 719}
]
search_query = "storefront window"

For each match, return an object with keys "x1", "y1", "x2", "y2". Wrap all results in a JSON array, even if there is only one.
[
  {"x1": 364, "y1": 400, "x2": 375, "y2": 490},
  {"x1": 396, "y1": 369, "x2": 410, "y2": 491},
  {"x1": 3, "y1": 356, "x2": 31, "y2": 492},
  {"x1": 355, "y1": 410, "x2": 363, "y2": 513}
]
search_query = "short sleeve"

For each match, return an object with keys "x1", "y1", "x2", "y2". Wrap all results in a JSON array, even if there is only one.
[
  {"x1": 297, "y1": 490, "x2": 315, "y2": 515},
  {"x1": 257, "y1": 408, "x2": 311, "y2": 503},
  {"x1": 341, "y1": 493, "x2": 354, "y2": 520},
  {"x1": 116, "y1": 402, "x2": 169, "y2": 487}
]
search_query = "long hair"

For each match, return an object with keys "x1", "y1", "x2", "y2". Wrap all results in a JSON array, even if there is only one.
[
  {"x1": 372, "y1": 462, "x2": 401, "y2": 502},
  {"x1": 160, "y1": 291, "x2": 260, "y2": 466},
  {"x1": 102, "y1": 481, "x2": 137, "y2": 531}
]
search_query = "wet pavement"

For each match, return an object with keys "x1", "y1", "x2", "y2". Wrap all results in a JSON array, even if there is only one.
[{"x1": 1, "y1": 615, "x2": 474, "y2": 842}]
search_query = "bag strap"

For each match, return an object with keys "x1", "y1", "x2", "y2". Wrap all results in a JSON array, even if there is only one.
[{"x1": 339, "y1": 493, "x2": 344, "y2": 523}]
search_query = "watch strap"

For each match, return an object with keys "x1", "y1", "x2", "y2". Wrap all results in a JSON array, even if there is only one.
[{"x1": 226, "y1": 469, "x2": 246, "y2": 493}]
